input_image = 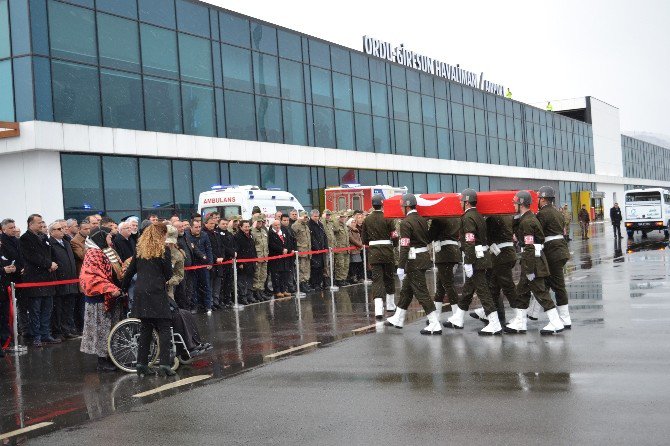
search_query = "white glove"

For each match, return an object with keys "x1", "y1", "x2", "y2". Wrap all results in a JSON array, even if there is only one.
[
  {"x1": 464, "y1": 264, "x2": 473, "y2": 278},
  {"x1": 396, "y1": 268, "x2": 405, "y2": 282},
  {"x1": 526, "y1": 273, "x2": 535, "y2": 281}
]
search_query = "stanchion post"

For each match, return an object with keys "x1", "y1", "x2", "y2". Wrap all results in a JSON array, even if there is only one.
[
  {"x1": 328, "y1": 248, "x2": 339, "y2": 291},
  {"x1": 8, "y1": 282, "x2": 28, "y2": 355},
  {"x1": 294, "y1": 251, "x2": 305, "y2": 299},
  {"x1": 362, "y1": 246, "x2": 372, "y2": 286},
  {"x1": 232, "y1": 259, "x2": 244, "y2": 311}
]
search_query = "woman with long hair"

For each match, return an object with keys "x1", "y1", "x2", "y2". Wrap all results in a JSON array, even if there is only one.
[{"x1": 122, "y1": 223, "x2": 174, "y2": 377}]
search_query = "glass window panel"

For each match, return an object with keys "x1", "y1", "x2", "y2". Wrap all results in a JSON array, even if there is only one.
[
  {"x1": 440, "y1": 174, "x2": 453, "y2": 192},
  {"x1": 504, "y1": 99, "x2": 513, "y2": 117},
  {"x1": 397, "y1": 172, "x2": 412, "y2": 192},
  {"x1": 420, "y1": 74, "x2": 434, "y2": 96},
  {"x1": 394, "y1": 120, "x2": 410, "y2": 155},
  {"x1": 311, "y1": 66, "x2": 333, "y2": 106},
  {"x1": 473, "y1": 90, "x2": 484, "y2": 109},
  {"x1": 413, "y1": 173, "x2": 427, "y2": 193},
  {"x1": 410, "y1": 122, "x2": 424, "y2": 157},
  {"x1": 287, "y1": 166, "x2": 311, "y2": 206},
  {"x1": 408, "y1": 91, "x2": 422, "y2": 123},
  {"x1": 0, "y1": 0, "x2": 10, "y2": 58},
  {"x1": 138, "y1": 0, "x2": 175, "y2": 28},
  {"x1": 308, "y1": 39, "x2": 330, "y2": 69},
  {"x1": 13, "y1": 57, "x2": 33, "y2": 121},
  {"x1": 29, "y1": 0, "x2": 48, "y2": 56},
  {"x1": 497, "y1": 114, "x2": 506, "y2": 140},
  {"x1": 463, "y1": 105, "x2": 475, "y2": 134},
  {"x1": 421, "y1": 95, "x2": 436, "y2": 126},
  {"x1": 372, "y1": 116, "x2": 391, "y2": 154},
  {"x1": 451, "y1": 103, "x2": 464, "y2": 132},
  {"x1": 335, "y1": 110, "x2": 354, "y2": 150},
  {"x1": 48, "y1": 1, "x2": 97, "y2": 64},
  {"x1": 352, "y1": 78, "x2": 371, "y2": 114},
  {"x1": 62, "y1": 154, "x2": 104, "y2": 213},
  {"x1": 141, "y1": 24, "x2": 178, "y2": 79},
  {"x1": 224, "y1": 89, "x2": 255, "y2": 140},
  {"x1": 427, "y1": 173, "x2": 439, "y2": 193},
  {"x1": 251, "y1": 22, "x2": 277, "y2": 54},
  {"x1": 282, "y1": 100, "x2": 307, "y2": 146},
  {"x1": 390, "y1": 65, "x2": 406, "y2": 89},
  {"x1": 437, "y1": 127, "x2": 451, "y2": 160},
  {"x1": 144, "y1": 76, "x2": 182, "y2": 133},
  {"x1": 424, "y1": 125, "x2": 437, "y2": 158},
  {"x1": 435, "y1": 99, "x2": 448, "y2": 128},
  {"x1": 173, "y1": 160, "x2": 193, "y2": 209},
  {"x1": 376, "y1": 170, "x2": 390, "y2": 186},
  {"x1": 462, "y1": 87, "x2": 474, "y2": 106},
  {"x1": 465, "y1": 133, "x2": 477, "y2": 162},
  {"x1": 192, "y1": 161, "x2": 220, "y2": 199},
  {"x1": 480, "y1": 176, "x2": 489, "y2": 192},
  {"x1": 255, "y1": 95, "x2": 282, "y2": 142},
  {"x1": 450, "y1": 83, "x2": 462, "y2": 103},
  {"x1": 542, "y1": 146, "x2": 550, "y2": 169},
  {"x1": 219, "y1": 162, "x2": 230, "y2": 186},
  {"x1": 140, "y1": 158, "x2": 173, "y2": 209},
  {"x1": 474, "y1": 108, "x2": 486, "y2": 135},
  {"x1": 368, "y1": 58, "x2": 385, "y2": 83},
  {"x1": 354, "y1": 112, "x2": 373, "y2": 152},
  {"x1": 29, "y1": 56, "x2": 49, "y2": 120},
  {"x1": 507, "y1": 137, "x2": 517, "y2": 166},
  {"x1": 221, "y1": 44, "x2": 252, "y2": 92},
  {"x1": 179, "y1": 33, "x2": 213, "y2": 84},
  {"x1": 474, "y1": 134, "x2": 487, "y2": 163},
  {"x1": 370, "y1": 82, "x2": 388, "y2": 117},
  {"x1": 260, "y1": 164, "x2": 286, "y2": 190},
  {"x1": 391, "y1": 87, "x2": 408, "y2": 121},
  {"x1": 496, "y1": 97, "x2": 505, "y2": 114},
  {"x1": 313, "y1": 105, "x2": 335, "y2": 148},
  {"x1": 253, "y1": 52, "x2": 279, "y2": 96},
  {"x1": 498, "y1": 139, "x2": 508, "y2": 165},
  {"x1": 98, "y1": 13, "x2": 140, "y2": 72},
  {"x1": 230, "y1": 162, "x2": 259, "y2": 186},
  {"x1": 278, "y1": 58, "x2": 304, "y2": 101},
  {"x1": 101, "y1": 69, "x2": 143, "y2": 130},
  {"x1": 434, "y1": 79, "x2": 447, "y2": 100},
  {"x1": 489, "y1": 95, "x2": 498, "y2": 113},
  {"x1": 176, "y1": 0, "x2": 209, "y2": 37},
  {"x1": 351, "y1": 52, "x2": 369, "y2": 79},
  {"x1": 455, "y1": 175, "x2": 468, "y2": 194},
  {"x1": 331, "y1": 46, "x2": 351, "y2": 74},
  {"x1": 514, "y1": 119, "x2": 522, "y2": 142},
  {"x1": 489, "y1": 138, "x2": 499, "y2": 164},
  {"x1": 406, "y1": 70, "x2": 420, "y2": 92},
  {"x1": 52, "y1": 60, "x2": 101, "y2": 126},
  {"x1": 182, "y1": 83, "x2": 214, "y2": 136},
  {"x1": 97, "y1": 0, "x2": 137, "y2": 19},
  {"x1": 333, "y1": 72, "x2": 352, "y2": 110},
  {"x1": 103, "y1": 156, "x2": 139, "y2": 211},
  {"x1": 468, "y1": 176, "x2": 479, "y2": 191},
  {"x1": 0, "y1": 60, "x2": 13, "y2": 121},
  {"x1": 277, "y1": 29, "x2": 302, "y2": 61},
  {"x1": 219, "y1": 12, "x2": 249, "y2": 47},
  {"x1": 487, "y1": 112, "x2": 498, "y2": 137},
  {"x1": 453, "y1": 131, "x2": 466, "y2": 161},
  {"x1": 212, "y1": 42, "x2": 223, "y2": 87},
  {"x1": 358, "y1": 169, "x2": 375, "y2": 186},
  {"x1": 215, "y1": 88, "x2": 225, "y2": 137}
]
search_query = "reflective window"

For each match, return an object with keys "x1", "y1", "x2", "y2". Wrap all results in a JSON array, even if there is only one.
[
  {"x1": 215, "y1": 89, "x2": 225, "y2": 136},
  {"x1": 256, "y1": 95, "x2": 283, "y2": 142},
  {"x1": 48, "y1": 1, "x2": 97, "y2": 64},
  {"x1": 9, "y1": 0, "x2": 29, "y2": 55},
  {"x1": 141, "y1": 25, "x2": 178, "y2": 79},
  {"x1": 220, "y1": 12, "x2": 249, "y2": 47},
  {"x1": 0, "y1": 0, "x2": 9, "y2": 58},
  {"x1": 474, "y1": 108, "x2": 486, "y2": 135},
  {"x1": 29, "y1": 0, "x2": 49, "y2": 56},
  {"x1": 179, "y1": 34, "x2": 213, "y2": 84},
  {"x1": 499, "y1": 139, "x2": 508, "y2": 165},
  {"x1": 489, "y1": 138, "x2": 499, "y2": 164},
  {"x1": 308, "y1": 39, "x2": 330, "y2": 69},
  {"x1": 249, "y1": 23, "x2": 276, "y2": 55},
  {"x1": 331, "y1": 46, "x2": 350, "y2": 74},
  {"x1": 261, "y1": 164, "x2": 287, "y2": 190},
  {"x1": 391, "y1": 87, "x2": 408, "y2": 120},
  {"x1": 421, "y1": 95, "x2": 436, "y2": 126},
  {"x1": 97, "y1": 0, "x2": 137, "y2": 19},
  {"x1": 225, "y1": 90, "x2": 256, "y2": 140},
  {"x1": 253, "y1": 52, "x2": 279, "y2": 96},
  {"x1": 435, "y1": 99, "x2": 448, "y2": 128},
  {"x1": 61, "y1": 155, "x2": 104, "y2": 221},
  {"x1": 453, "y1": 131, "x2": 466, "y2": 161},
  {"x1": 451, "y1": 103, "x2": 464, "y2": 132},
  {"x1": 0, "y1": 60, "x2": 13, "y2": 121},
  {"x1": 398, "y1": 172, "x2": 412, "y2": 192},
  {"x1": 413, "y1": 172, "x2": 427, "y2": 193},
  {"x1": 176, "y1": 0, "x2": 210, "y2": 38},
  {"x1": 192, "y1": 161, "x2": 220, "y2": 199},
  {"x1": 311, "y1": 66, "x2": 332, "y2": 107},
  {"x1": 103, "y1": 156, "x2": 140, "y2": 211},
  {"x1": 98, "y1": 13, "x2": 140, "y2": 72},
  {"x1": 139, "y1": 0, "x2": 176, "y2": 28},
  {"x1": 455, "y1": 175, "x2": 468, "y2": 193},
  {"x1": 464, "y1": 106, "x2": 475, "y2": 134},
  {"x1": 427, "y1": 173, "x2": 439, "y2": 193},
  {"x1": 313, "y1": 105, "x2": 335, "y2": 148},
  {"x1": 462, "y1": 87, "x2": 473, "y2": 106},
  {"x1": 450, "y1": 83, "x2": 462, "y2": 103},
  {"x1": 424, "y1": 125, "x2": 437, "y2": 158},
  {"x1": 476, "y1": 134, "x2": 487, "y2": 163},
  {"x1": 372, "y1": 116, "x2": 391, "y2": 154},
  {"x1": 335, "y1": 110, "x2": 354, "y2": 150},
  {"x1": 173, "y1": 160, "x2": 193, "y2": 209},
  {"x1": 221, "y1": 44, "x2": 252, "y2": 92},
  {"x1": 282, "y1": 100, "x2": 306, "y2": 146},
  {"x1": 420, "y1": 74, "x2": 434, "y2": 96},
  {"x1": 368, "y1": 58, "x2": 385, "y2": 83},
  {"x1": 140, "y1": 158, "x2": 173, "y2": 210},
  {"x1": 33, "y1": 57, "x2": 52, "y2": 121},
  {"x1": 279, "y1": 58, "x2": 304, "y2": 101},
  {"x1": 394, "y1": 120, "x2": 410, "y2": 155},
  {"x1": 370, "y1": 82, "x2": 388, "y2": 117},
  {"x1": 144, "y1": 76, "x2": 182, "y2": 133},
  {"x1": 182, "y1": 83, "x2": 215, "y2": 136},
  {"x1": 277, "y1": 29, "x2": 302, "y2": 61},
  {"x1": 101, "y1": 69, "x2": 144, "y2": 130},
  {"x1": 354, "y1": 113, "x2": 373, "y2": 152},
  {"x1": 434, "y1": 79, "x2": 447, "y2": 100},
  {"x1": 352, "y1": 78, "x2": 371, "y2": 114},
  {"x1": 406, "y1": 70, "x2": 420, "y2": 92},
  {"x1": 13, "y1": 57, "x2": 33, "y2": 121},
  {"x1": 333, "y1": 72, "x2": 352, "y2": 110},
  {"x1": 390, "y1": 65, "x2": 405, "y2": 88},
  {"x1": 408, "y1": 92, "x2": 422, "y2": 123},
  {"x1": 410, "y1": 123, "x2": 424, "y2": 156},
  {"x1": 350, "y1": 52, "x2": 369, "y2": 79},
  {"x1": 287, "y1": 166, "x2": 311, "y2": 207},
  {"x1": 52, "y1": 60, "x2": 101, "y2": 126},
  {"x1": 437, "y1": 128, "x2": 451, "y2": 160}
]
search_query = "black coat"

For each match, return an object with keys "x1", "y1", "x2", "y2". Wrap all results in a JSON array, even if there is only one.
[
  {"x1": 113, "y1": 233, "x2": 136, "y2": 263},
  {"x1": 234, "y1": 231, "x2": 256, "y2": 276},
  {"x1": 177, "y1": 234, "x2": 194, "y2": 267},
  {"x1": 19, "y1": 231, "x2": 55, "y2": 298},
  {"x1": 268, "y1": 229, "x2": 291, "y2": 272},
  {"x1": 308, "y1": 219, "x2": 328, "y2": 269},
  {"x1": 610, "y1": 207, "x2": 622, "y2": 224},
  {"x1": 219, "y1": 229, "x2": 237, "y2": 260},
  {"x1": 0, "y1": 232, "x2": 23, "y2": 285},
  {"x1": 123, "y1": 250, "x2": 173, "y2": 319},
  {"x1": 49, "y1": 237, "x2": 79, "y2": 295},
  {"x1": 205, "y1": 228, "x2": 224, "y2": 276},
  {"x1": 281, "y1": 224, "x2": 297, "y2": 252}
]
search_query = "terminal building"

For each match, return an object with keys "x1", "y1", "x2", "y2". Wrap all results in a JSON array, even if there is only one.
[{"x1": 0, "y1": 0, "x2": 668, "y2": 223}]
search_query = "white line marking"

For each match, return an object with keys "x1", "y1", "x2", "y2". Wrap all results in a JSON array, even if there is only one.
[
  {"x1": 0, "y1": 422, "x2": 54, "y2": 441},
  {"x1": 264, "y1": 342, "x2": 320, "y2": 359},
  {"x1": 132, "y1": 374, "x2": 212, "y2": 398},
  {"x1": 352, "y1": 323, "x2": 377, "y2": 333},
  {"x1": 568, "y1": 275, "x2": 588, "y2": 282}
]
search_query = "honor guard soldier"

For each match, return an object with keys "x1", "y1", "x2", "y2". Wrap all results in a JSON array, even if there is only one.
[
  {"x1": 385, "y1": 194, "x2": 440, "y2": 334},
  {"x1": 444, "y1": 189, "x2": 501, "y2": 335},
  {"x1": 527, "y1": 186, "x2": 572, "y2": 328},
  {"x1": 291, "y1": 211, "x2": 312, "y2": 292},
  {"x1": 428, "y1": 215, "x2": 461, "y2": 321},
  {"x1": 361, "y1": 194, "x2": 397, "y2": 319},
  {"x1": 504, "y1": 190, "x2": 565, "y2": 335}
]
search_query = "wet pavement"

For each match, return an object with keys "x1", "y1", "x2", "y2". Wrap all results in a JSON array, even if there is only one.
[{"x1": 3, "y1": 223, "x2": 670, "y2": 444}]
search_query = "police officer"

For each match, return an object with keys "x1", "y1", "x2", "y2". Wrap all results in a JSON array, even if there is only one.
[
  {"x1": 444, "y1": 189, "x2": 501, "y2": 335},
  {"x1": 385, "y1": 194, "x2": 440, "y2": 334},
  {"x1": 333, "y1": 212, "x2": 350, "y2": 287},
  {"x1": 291, "y1": 211, "x2": 312, "y2": 292},
  {"x1": 504, "y1": 190, "x2": 565, "y2": 335},
  {"x1": 361, "y1": 194, "x2": 397, "y2": 319},
  {"x1": 252, "y1": 214, "x2": 270, "y2": 302},
  {"x1": 428, "y1": 215, "x2": 461, "y2": 321}
]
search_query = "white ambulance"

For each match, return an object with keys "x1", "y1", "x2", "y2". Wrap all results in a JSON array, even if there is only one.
[{"x1": 197, "y1": 185, "x2": 305, "y2": 222}]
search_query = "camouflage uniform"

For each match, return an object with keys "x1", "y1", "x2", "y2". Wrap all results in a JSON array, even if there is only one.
[
  {"x1": 252, "y1": 215, "x2": 269, "y2": 294},
  {"x1": 291, "y1": 212, "x2": 312, "y2": 286}
]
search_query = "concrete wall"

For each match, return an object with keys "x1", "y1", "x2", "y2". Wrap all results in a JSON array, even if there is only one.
[
  {"x1": 589, "y1": 97, "x2": 623, "y2": 178},
  {"x1": 596, "y1": 182, "x2": 625, "y2": 221}
]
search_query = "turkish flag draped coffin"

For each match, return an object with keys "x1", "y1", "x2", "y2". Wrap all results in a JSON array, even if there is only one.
[{"x1": 383, "y1": 190, "x2": 539, "y2": 218}]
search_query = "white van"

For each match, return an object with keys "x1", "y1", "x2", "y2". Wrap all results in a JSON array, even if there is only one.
[
  {"x1": 624, "y1": 187, "x2": 670, "y2": 238},
  {"x1": 197, "y1": 185, "x2": 305, "y2": 223}
]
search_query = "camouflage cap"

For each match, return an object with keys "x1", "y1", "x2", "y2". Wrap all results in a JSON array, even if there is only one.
[
  {"x1": 231, "y1": 215, "x2": 241, "y2": 221},
  {"x1": 323, "y1": 209, "x2": 332, "y2": 215},
  {"x1": 253, "y1": 214, "x2": 266, "y2": 222},
  {"x1": 300, "y1": 210, "x2": 308, "y2": 217}
]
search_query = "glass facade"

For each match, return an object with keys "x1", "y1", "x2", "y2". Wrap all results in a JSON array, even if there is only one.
[
  {"x1": 622, "y1": 135, "x2": 670, "y2": 182},
  {"x1": 4, "y1": 0, "x2": 595, "y2": 175}
]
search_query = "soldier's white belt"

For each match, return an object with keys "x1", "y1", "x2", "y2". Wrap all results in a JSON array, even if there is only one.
[
  {"x1": 475, "y1": 244, "x2": 488, "y2": 259},
  {"x1": 369, "y1": 240, "x2": 392, "y2": 246},
  {"x1": 489, "y1": 242, "x2": 513, "y2": 256},
  {"x1": 544, "y1": 235, "x2": 564, "y2": 243},
  {"x1": 533, "y1": 243, "x2": 544, "y2": 257},
  {"x1": 408, "y1": 246, "x2": 429, "y2": 259},
  {"x1": 433, "y1": 239, "x2": 460, "y2": 253}
]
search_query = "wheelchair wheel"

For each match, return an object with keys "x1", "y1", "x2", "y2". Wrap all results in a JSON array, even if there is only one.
[{"x1": 108, "y1": 318, "x2": 159, "y2": 373}]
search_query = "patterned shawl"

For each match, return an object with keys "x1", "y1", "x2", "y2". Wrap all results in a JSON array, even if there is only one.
[{"x1": 80, "y1": 247, "x2": 121, "y2": 312}]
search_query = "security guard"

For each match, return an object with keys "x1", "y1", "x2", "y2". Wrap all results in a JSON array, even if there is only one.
[
  {"x1": 444, "y1": 189, "x2": 500, "y2": 335},
  {"x1": 504, "y1": 190, "x2": 564, "y2": 335},
  {"x1": 251, "y1": 214, "x2": 270, "y2": 302},
  {"x1": 321, "y1": 209, "x2": 336, "y2": 285},
  {"x1": 469, "y1": 214, "x2": 516, "y2": 325},
  {"x1": 361, "y1": 194, "x2": 397, "y2": 319},
  {"x1": 333, "y1": 212, "x2": 350, "y2": 287},
  {"x1": 385, "y1": 193, "x2": 439, "y2": 334},
  {"x1": 291, "y1": 211, "x2": 312, "y2": 292},
  {"x1": 428, "y1": 216, "x2": 461, "y2": 320}
]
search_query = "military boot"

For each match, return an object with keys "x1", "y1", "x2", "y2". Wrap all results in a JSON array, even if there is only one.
[
  {"x1": 374, "y1": 298, "x2": 384, "y2": 320},
  {"x1": 420, "y1": 311, "x2": 443, "y2": 335},
  {"x1": 469, "y1": 307, "x2": 488, "y2": 323},
  {"x1": 479, "y1": 312, "x2": 502, "y2": 336},
  {"x1": 384, "y1": 307, "x2": 406, "y2": 329},
  {"x1": 443, "y1": 306, "x2": 465, "y2": 329},
  {"x1": 385, "y1": 294, "x2": 396, "y2": 312},
  {"x1": 540, "y1": 308, "x2": 565, "y2": 335},
  {"x1": 504, "y1": 308, "x2": 527, "y2": 334},
  {"x1": 557, "y1": 304, "x2": 572, "y2": 329}
]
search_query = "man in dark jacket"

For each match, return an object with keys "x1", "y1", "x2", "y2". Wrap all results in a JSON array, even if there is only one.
[
  {"x1": 281, "y1": 214, "x2": 297, "y2": 293},
  {"x1": 204, "y1": 215, "x2": 224, "y2": 309},
  {"x1": 113, "y1": 221, "x2": 136, "y2": 262},
  {"x1": 1, "y1": 218, "x2": 27, "y2": 337},
  {"x1": 234, "y1": 220, "x2": 257, "y2": 305},
  {"x1": 0, "y1": 239, "x2": 18, "y2": 351},
  {"x1": 20, "y1": 214, "x2": 61, "y2": 347},
  {"x1": 610, "y1": 202, "x2": 623, "y2": 239},
  {"x1": 48, "y1": 221, "x2": 79, "y2": 340},
  {"x1": 188, "y1": 220, "x2": 213, "y2": 314},
  {"x1": 218, "y1": 218, "x2": 237, "y2": 308},
  {"x1": 308, "y1": 210, "x2": 328, "y2": 290},
  {"x1": 176, "y1": 221, "x2": 201, "y2": 311}
]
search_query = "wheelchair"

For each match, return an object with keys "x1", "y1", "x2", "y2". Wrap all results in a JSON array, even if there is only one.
[{"x1": 107, "y1": 318, "x2": 194, "y2": 373}]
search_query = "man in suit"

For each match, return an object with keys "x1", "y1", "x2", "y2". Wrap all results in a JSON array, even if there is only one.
[
  {"x1": 48, "y1": 221, "x2": 80, "y2": 340},
  {"x1": 1, "y1": 218, "x2": 27, "y2": 337}
]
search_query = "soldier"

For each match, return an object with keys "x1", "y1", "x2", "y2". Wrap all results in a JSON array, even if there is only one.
[
  {"x1": 361, "y1": 194, "x2": 397, "y2": 319},
  {"x1": 469, "y1": 215, "x2": 516, "y2": 325},
  {"x1": 385, "y1": 194, "x2": 440, "y2": 334},
  {"x1": 444, "y1": 189, "x2": 501, "y2": 335},
  {"x1": 504, "y1": 190, "x2": 565, "y2": 335},
  {"x1": 321, "y1": 209, "x2": 336, "y2": 286},
  {"x1": 291, "y1": 211, "x2": 312, "y2": 292},
  {"x1": 333, "y1": 212, "x2": 350, "y2": 287},
  {"x1": 251, "y1": 214, "x2": 270, "y2": 302},
  {"x1": 561, "y1": 203, "x2": 572, "y2": 241},
  {"x1": 428, "y1": 216, "x2": 461, "y2": 321}
]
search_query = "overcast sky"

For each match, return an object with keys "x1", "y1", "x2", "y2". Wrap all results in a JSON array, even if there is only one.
[{"x1": 207, "y1": 0, "x2": 669, "y2": 137}]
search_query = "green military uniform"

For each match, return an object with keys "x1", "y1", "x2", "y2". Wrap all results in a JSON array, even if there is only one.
[
  {"x1": 457, "y1": 207, "x2": 495, "y2": 314},
  {"x1": 392, "y1": 218, "x2": 401, "y2": 267},
  {"x1": 321, "y1": 211, "x2": 336, "y2": 280},
  {"x1": 251, "y1": 216, "x2": 269, "y2": 294},
  {"x1": 514, "y1": 210, "x2": 555, "y2": 311},
  {"x1": 486, "y1": 215, "x2": 518, "y2": 314},
  {"x1": 561, "y1": 206, "x2": 572, "y2": 239},
  {"x1": 537, "y1": 204, "x2": 570, "y2": 306},
  {"x1": 291, "y1": 213, "x2": 311, "y2": 286},
  {"x1": 361, "y1": 209, "x2": 396, "y2": 301},
  {"x1": 395, "y1": 211, "x2": 434, "y2": 313},
  {"x1": 333, "y1": 214, "x2": 350, "y2": 282},
  {"x1": 428, "y1": 217, "x2": 461, "y2": 305}
]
